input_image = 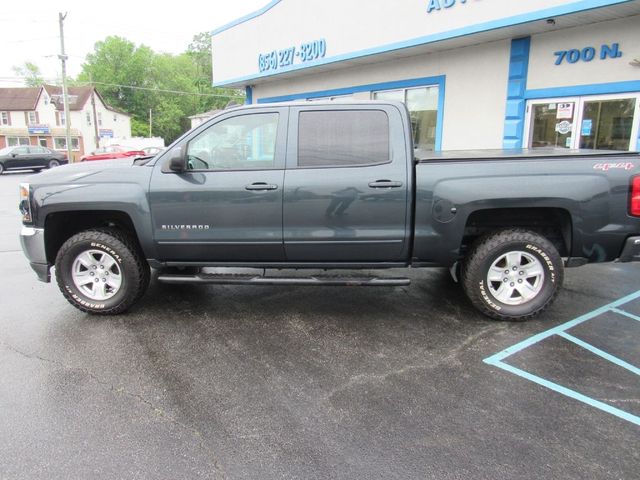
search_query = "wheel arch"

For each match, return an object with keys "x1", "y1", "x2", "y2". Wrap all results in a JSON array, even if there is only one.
[
  {"x1": 461, "y1": 207, "x2": 572, "y2": 258},
  {"x1": 44, "y1": 210, "x2": 146, "y2": 265}
]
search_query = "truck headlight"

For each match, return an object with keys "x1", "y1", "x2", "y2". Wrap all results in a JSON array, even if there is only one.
[{"x1": 19, "y1": 183, "x2": 32, "y2": 223}]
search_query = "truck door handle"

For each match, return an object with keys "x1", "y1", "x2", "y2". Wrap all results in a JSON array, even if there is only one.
[
  {"x1": 245, "y1": 182, "x2": 278, "y2": 191},
  {"x1": 368, "y1": 180, "x2": 403, "y2": 189}
]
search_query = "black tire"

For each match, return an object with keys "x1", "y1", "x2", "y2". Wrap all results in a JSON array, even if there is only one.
[
  {"x1": 461, "y1": 229, "x2": 564, "y2": 321},
  {"x1": 55, "y1": 228, "x2": 150, "y2": 314},
  {"x1": 0, "y1": 163, "x2": 4, "y2": 175},
  {"x1": 48, "y1": 159, "x2": 60, "y2": 169}
]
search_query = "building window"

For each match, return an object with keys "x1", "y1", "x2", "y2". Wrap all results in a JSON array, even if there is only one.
[
  {"x1": 86, "y1": 112, "x2": 92, "y2": 126},
  {"x1": 7, "y1": 137, "x2": 30, "y2": 147},
  {"x1": 98, "y1": 112, "x2": 103, "y2": 126},
  {"x1": 1, "y1": 111, "x2": 10, "y2": 126},
  {"x1": 27, "y1": 111, "x2": 37, "y2": 124},
  {"x1": 38, "y1": 137, "x2": 48, "y2": 147},
  {"x1": 526, "y1": 94, "x2": 640, "y2": 151},
  {"x1": 54, "y1": 137, "x2": 80, "y2": 151},
  {"x1": 373, "y1": 86, "x2": 440, "y2": 152},
  {"x1": 298, "y1": 110, "x2": 389, "y2": 167}
]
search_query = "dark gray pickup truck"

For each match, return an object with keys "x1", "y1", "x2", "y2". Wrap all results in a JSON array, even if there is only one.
[{"x1": 18, "y1": 101, "x2": 640, "y2": 320}]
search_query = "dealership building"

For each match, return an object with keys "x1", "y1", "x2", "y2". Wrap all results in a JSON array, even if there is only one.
[{"x1": 211, "y1": 0, "x2": 640, "y2": 153}]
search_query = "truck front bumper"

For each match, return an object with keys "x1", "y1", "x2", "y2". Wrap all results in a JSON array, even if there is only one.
[
  {"x1": 618, "y1": 236, "x2": 640, "y2": 263},
  {"x1": 19, "y1": 226, "x2": 50, "y2": 283}
]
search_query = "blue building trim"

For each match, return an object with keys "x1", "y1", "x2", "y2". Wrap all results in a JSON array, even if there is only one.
[
  {"x1": 211, "y1": 0, "x2": 282, "y2": 36},
  {"x1": 257, "y1": 75, "x2": 446, "y2": 151},
  {"x1": 525, "y1": 80, "x2": 640, "y2": 99},
  {"x1": 212, "y1": 0, "x2": 633, "y2": 87},
  {"x1": 503, "y1": 37, "x2": 531, "y2": 149},
  {"x1": 245, "y1": 86, "x2": 253, "y2": 105}
]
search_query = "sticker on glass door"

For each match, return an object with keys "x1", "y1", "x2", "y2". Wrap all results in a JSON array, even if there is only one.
[{"x1": 530, "y1": 103, "x2": 575, "y2": 148}]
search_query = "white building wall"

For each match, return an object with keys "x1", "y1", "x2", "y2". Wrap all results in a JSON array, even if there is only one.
[
  {"x1": 68, "y1": 94, "x2": 132, "y2": 152},
  {"x1": 212, "y1": 0, "x2": 598, "y2": 86},
  {"x1": 35, "y1": 90, "x2": 57, "y2": 126},
  {"x1": 528, "y1": 16, "x2": 640, "y2": 90},
  {"x1": 253, "y1": 39, "x2": 511, "y2": 150}
]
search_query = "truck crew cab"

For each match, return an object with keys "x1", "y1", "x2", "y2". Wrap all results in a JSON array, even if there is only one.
[{"x1": 19, "y1": 101, "x2": 640, "y2": 320}]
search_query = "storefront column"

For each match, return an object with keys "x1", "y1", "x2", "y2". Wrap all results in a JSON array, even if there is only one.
[{"x1": 503, "y1": 37, "x2": 531, "y2": 149}]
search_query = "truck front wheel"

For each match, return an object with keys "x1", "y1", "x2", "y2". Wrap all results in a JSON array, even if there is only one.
[
  {"x1": 461, "y1": 229, "x2": 564, "y2": 321},
  {"x1": 55, "y1": 228, "x2": 150, "y2": 314}
]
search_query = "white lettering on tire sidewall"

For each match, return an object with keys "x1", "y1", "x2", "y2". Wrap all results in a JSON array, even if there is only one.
[
  {"x1": 64, "y1": 241, "x2": 123, "y2": 310},
  {"x1": 479, "y1": 244, "x2": 555, "y2": 311},
  {"x1": 525, "y1": 244, "x2": 555, "y2": 284}
]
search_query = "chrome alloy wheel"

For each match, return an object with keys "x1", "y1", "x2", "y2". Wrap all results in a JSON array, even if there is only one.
[
  {"x1": 71, "y1": 249, "x2": 122, "y2": 301},
  {"x1": 486, "y1": 251, "x2": 545, "y2": 305}
]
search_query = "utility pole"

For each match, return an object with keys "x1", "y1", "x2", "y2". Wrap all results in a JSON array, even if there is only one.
[
  {"x1": 58, "y1": 12, "x2": 73, "y2": 162},
  {"x1": 89, "y1": 73, "x2": 99, "y2": 148},
  {"x1": 149, "y1": 109, "x2": 152, "y2": 137}
]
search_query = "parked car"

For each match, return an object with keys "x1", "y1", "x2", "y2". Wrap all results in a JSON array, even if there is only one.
[
  {"x1": 141, "y1": 146, "x2": 164, "y2": 156},
  {"x1": 18, "y1": 101, "x2": 640, "y2": 319},
  {"x1": 0, "y1": 145, "x2": 67, "y2": 174},
  {"x1": 80, "y1": 145, "x2": 145, "y2": 162}
]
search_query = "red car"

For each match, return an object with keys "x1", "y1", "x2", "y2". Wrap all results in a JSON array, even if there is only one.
[{"x1": 80, "y1": 145, "x2": 146, "y2": 162}]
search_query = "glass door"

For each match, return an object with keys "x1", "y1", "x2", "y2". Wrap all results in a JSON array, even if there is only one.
[
  {"x1": 526, "y1": 99, "x2": 579, "y2": 149},
  {"x1": 525, "y1": 93, "x2": 640, "y2": 151},
  {"x1": 579, "y1": 97, "x2": 636, "y2": 150}
]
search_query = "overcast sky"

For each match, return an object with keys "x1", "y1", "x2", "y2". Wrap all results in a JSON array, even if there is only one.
[{"x1": 0, "y1": 0, "x2": 268, "y2": 87}]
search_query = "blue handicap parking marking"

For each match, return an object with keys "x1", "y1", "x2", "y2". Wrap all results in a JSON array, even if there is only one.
[
  {"x1": 613, "y1": 296, "x2": 640, "y2": 317},
  {"x1": 613, "y1": 308, "x2": 640, "y2": 322},
  {"x1": 484, "y1": 290, "x2": 640, "y2": 427}
]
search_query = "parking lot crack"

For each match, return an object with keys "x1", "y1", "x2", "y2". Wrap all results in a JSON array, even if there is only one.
[
  {"x1": 327, "y1": 325, "x2": 510, "y2": 400},
  {"x1": 0, "y1": 340, "x2": 227, "y2": 479}
]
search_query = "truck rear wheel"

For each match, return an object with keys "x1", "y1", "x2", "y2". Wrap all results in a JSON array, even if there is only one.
[
  {"x1": 461, "y1": 229, "x2": 564, "y2": 321},
  {"x1": 55, "y1": 228, "x2": 150, "y2": 314}
]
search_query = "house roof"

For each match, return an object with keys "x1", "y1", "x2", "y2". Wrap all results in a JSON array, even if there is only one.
[
  {"x1": 43, "y1": 85, "x2": 93, "y2": 111},
  {"x1": 0, "y1": 87, "x2": 41, "y2": 111},
  {"x1": 43, "y1": 85, "x2": 130, "y2": 115},
  {"x1": 0, "y1": 84, "x2": 130, "y2": 117}
]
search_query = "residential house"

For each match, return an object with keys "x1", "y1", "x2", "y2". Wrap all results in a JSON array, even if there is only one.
[{"x1": 0, "y1": 85, "x2": 131, "y2": 161}]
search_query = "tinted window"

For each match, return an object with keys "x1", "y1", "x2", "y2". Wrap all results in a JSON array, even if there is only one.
[
  {"x1": 298, "y1": 110, "x2": 389, "y2": 167},
  {"x1": 187, "y1": 113, "x2": 279, "y2": 171}
]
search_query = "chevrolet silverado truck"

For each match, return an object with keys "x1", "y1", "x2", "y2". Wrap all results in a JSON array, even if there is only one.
[{"x1": 18, "y1": 101, "x2": 640, "y2": 320}]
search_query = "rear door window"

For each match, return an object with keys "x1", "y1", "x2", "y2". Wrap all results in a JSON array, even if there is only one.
[{"x1": 297, "y1": 110, "x2": 389, "y2": 167}]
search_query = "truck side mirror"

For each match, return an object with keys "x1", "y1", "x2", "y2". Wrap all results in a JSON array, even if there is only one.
[{"x1": 168, "y1": 148, "x2": 186, "y2": 173}]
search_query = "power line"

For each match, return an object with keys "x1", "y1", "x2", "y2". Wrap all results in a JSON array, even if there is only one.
[
  {"x1": 0, "y1": 78, "x2": 244, "y2": 99},
  {"x1": 76, "y1": 81, "x2": 243, "y2": 98}
]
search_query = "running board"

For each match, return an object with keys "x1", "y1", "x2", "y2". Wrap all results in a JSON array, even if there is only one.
[{"x1": 157, "y1": 273, "x2": 411, "y2": 287}]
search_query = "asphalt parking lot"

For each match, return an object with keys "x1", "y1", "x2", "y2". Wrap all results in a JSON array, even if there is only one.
[{"x1": 0, "y1": 170, "x2": 638, "y2": 479}]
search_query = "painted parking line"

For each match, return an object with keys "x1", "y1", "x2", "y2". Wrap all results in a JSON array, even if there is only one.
[{"x1": 484, "y1": 289, "x2": 640, "y2": 427}]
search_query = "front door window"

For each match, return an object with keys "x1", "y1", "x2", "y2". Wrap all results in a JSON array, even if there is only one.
[{"x1": 187, "y1": 113, "x2": 279, "y2": 171}]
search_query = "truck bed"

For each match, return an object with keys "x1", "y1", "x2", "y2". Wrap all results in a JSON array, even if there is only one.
[{"x1": 415, "y1": 148, "x2": 638, "y2": 163}]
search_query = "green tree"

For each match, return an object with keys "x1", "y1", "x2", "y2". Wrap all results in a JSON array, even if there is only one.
[
  {"x1": 77, "y1": 35, "x2": 242, "y2": 144},
  {"x1": 12, "y1": 62, "x2": 44, "y2": 87}
]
